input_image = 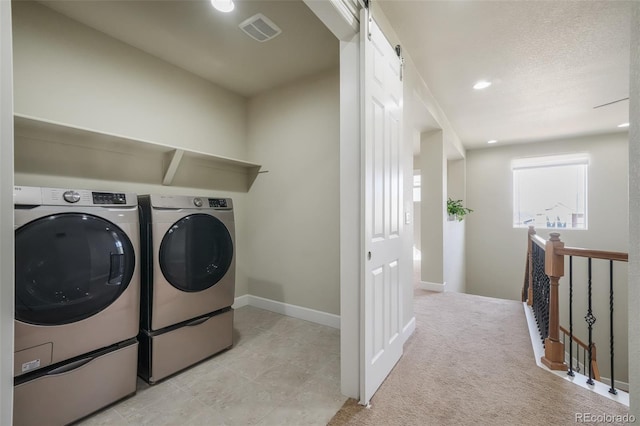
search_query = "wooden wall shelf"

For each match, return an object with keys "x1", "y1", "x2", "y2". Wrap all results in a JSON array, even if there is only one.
[{"x1": 14, "y1": 114, "x2": 262, "y2": 192}]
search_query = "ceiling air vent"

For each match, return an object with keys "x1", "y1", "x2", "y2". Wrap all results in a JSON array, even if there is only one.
[{"x1": 239, "y1": 13, "x2": 282, "y2": 42}]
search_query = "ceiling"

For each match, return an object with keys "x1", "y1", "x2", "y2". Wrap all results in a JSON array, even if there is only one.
[
  {"x1": 35, "y1": 0, "x2": 631, "y2": 151},
  {"x1": 37, "y1": 0, "x2": 339, "y2": 97},
  {"x1": 378, "y1": 0, "x2": 632, "y2": 150}
]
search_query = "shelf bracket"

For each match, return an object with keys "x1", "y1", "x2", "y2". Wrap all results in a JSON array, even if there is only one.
[{"x1": 162, "y1": 149, "x2": 185, "y2": 186}]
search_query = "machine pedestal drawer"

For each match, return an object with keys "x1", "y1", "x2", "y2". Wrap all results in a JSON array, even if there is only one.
[
  {"x1": 14, "y1": 340, "x2": 138, "y2": 426},
  {"x1": 140, "y1": 309, "x2": 233, "y2": 384}
]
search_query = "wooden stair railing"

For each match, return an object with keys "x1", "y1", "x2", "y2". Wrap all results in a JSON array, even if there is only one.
[
  {"x1": 559, "y1": 325, "x2": 600, "y2": 381},
  {"x1": 522, "y1": 226, "x2": 627, "y2": 394},
  {"x1": 524, "y1": 227, "x2": 565, "y2": 369}
]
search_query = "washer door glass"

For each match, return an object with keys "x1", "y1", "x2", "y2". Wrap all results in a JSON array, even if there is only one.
[
  {"x1": 15, "y1": 213, "x2": 135, "y2": 325},
  {"x1": 159, "y1": 213, "x2": 233, "y2": 292}
]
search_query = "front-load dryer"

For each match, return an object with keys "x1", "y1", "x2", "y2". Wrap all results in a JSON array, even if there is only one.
[
  {"x1": 13, "y1": 186, "x2": 140, "y2": 425},
  {"x1": 137, "y1": 194, "x2": 235, "y2": 383}
]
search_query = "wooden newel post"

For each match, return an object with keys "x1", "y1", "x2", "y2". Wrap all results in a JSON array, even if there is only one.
[
  {"x1": 541, "y1": 232, "x2": 568, "y2": 371},
  {"x1": 527, "y1": 226, "x2": 535, "y2": 306}
]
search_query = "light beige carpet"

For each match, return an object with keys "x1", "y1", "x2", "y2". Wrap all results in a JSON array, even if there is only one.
[{"x1": 329, "y1": 291, "x2": 630, "y2": 426}]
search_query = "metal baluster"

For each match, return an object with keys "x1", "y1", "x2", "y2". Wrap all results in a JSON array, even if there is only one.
[
  {"x1": 576, "y1": 345, "x2": 581, "y2": 374},
  {"x1": 533, "y1": 244, "x2": 538, "y2": 331},
  {"x1": 537, "y1": 247, "x2": 544, "y2": 332},
  {"x1": 534, "y1": 245, "x2": 541, "y2": 339},
  {"x1": 585, "y1": 258, "x2": 596, "y2": 385},
  {"x1": 609, "y1": 260, "x2": 617, "y2": 394},
  {"x1": 568, "y1": 256, "x2": 574, "y2": 376},
  {"x1": 544, "y1": 276, "x2": 549, "y2": 341},
  {"x1": 533, "y1": 245, "x2": 537, "y2": 325},
  {"x1": 531, "y1": 243, "x2": 551, "y2": 344}
]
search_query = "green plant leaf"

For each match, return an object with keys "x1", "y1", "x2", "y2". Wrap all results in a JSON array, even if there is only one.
[{"x1": 447, "y1": 197, "x2": 473, "y2": 220}]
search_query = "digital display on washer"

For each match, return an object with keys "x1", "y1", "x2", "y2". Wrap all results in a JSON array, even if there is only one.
[
  {"x1": 92, "y1": 192, "x2": 127, "y2": 205},
  {"x1": 208, "y1": 199, "x2": 228, "y2": 208}
]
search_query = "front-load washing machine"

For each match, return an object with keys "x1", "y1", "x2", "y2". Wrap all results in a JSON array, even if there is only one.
[
  {"x1": 137, "y1": 194, "x2": 235, "y2": 384},
  {"x1": 13, "y1": 186, "x2": 140, "y2": 425}
]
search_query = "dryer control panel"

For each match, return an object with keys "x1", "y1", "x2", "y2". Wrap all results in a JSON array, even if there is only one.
[
  {"x1": 208, "y1": 199, "x2": 228, "y2": 208},
  {"x1": 92, "y1": 192, "x2": 128, "y2": 205},
  {"x1": 147, "y1": 194, "x2": 233, "y2": 210}
]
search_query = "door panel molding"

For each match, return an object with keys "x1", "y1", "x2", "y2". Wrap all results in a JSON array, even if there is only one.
[{"x1": 360, "y1": 8, "x2": 405, "y2": 405}]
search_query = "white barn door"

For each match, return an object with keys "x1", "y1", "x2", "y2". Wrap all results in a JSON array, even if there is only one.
[{"x1": 360, "y1": 8, "x2": 404, "y2": 406}]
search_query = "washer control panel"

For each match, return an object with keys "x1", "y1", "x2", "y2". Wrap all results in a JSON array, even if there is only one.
[
  {"x1": 92, "y1": 192, "x2": 127, "y2": 205},
  {"x1": 208, "y1": 199, "x2": 228, "y2": 208},
  {"x1": 14, "y1": 186, "x2": 137, "y2": 207}
]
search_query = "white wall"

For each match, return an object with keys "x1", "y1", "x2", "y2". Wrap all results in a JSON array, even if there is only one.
[
  {"x1": 12, "y1": 2, "x2": 247, "y2": 159},
  {"x1": 0, "y1": 1, "x2": 14, "y2": 422},
  {"x1": 466, "y1": 133, "x2": 629, "y2": 300},
  {"x1": 628, "y1": 2, "x2": 640, "y2": 417},
  {"x1": 447, "y1": 159, "x2": 465, "y2": 201},
  {"x1": 412, "y1": 158, "x2": 421, "y2": 253},
  {"x1": 418, "y1": 153, "x2": 467, "y2": 294},
  {"x1": 400, "y1": 57, "x2": 438, "y2": 320},
  {"x1": 443, "y1": 220, "x2": 464, "y2": 293},
  {"x1": 420, "y1": 130, "x2": 445, "y2": 285},
  {"x1": 444, "y1": 159, "x2": 466, "y2": 293},
  {"x1": 338, "y1": 33, "x2": 361, "y2": 398},
  {"x1": 246, "y1": 69, "x2": 340, "y2": 315}
]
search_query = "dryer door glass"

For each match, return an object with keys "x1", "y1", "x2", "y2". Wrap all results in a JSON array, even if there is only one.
[
  {"x1": 15, "y1": 213, "x2": 135, "y2": 325},
  {"x1": 159, "y1": 213, "x2": 233, "y2": 292}
]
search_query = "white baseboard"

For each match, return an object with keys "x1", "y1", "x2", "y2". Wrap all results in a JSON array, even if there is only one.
[
  {"x1": 233, "y1": 294, "x2": 340, "y2": 329},
  {"x1": 418, "y1": 281, "x2": 446, "y2": 292},
  {"x1": 402, "y1": 316, "x2": 416, "y2": 344},
  {"x1": 565, "y1": 357, "x2": 631, "y2": 392},
  {"x1": 598, "y1": 376, "x2": 630, "y2": 393},
  {"x1": 232, "y1": 294, "x2": 250, "y2": 309}
]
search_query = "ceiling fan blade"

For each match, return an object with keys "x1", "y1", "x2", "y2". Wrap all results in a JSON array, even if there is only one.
[{"x1": 593, "y1": 97, "x2": 630, "y2": 109}]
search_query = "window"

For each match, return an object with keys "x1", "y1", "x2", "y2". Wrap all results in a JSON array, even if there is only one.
[
  {"x1": 512, "y1": 154, "x2": 588, "y2": 229},
  {"x1": 413, "y1": 171, "x2": 421, "y2": 202}
]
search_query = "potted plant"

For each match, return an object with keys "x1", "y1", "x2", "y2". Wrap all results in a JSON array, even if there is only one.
[{"x1": 447, "y1": 197, "x2": 473, "y2": 221}]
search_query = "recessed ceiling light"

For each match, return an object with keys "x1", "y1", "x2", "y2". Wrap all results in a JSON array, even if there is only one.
[
  {"x1": 618, "y1": 122, "x2": 630, "y2": 128},
  {"x1": 487, "y1": 140, "x2": 497, "y2": 144},
  {"x1": 211, "y1": 0, "x2": 234, "y2": 12},
  {"x1": 473, "y1": 81, "x2": 492, "y2": 90}
]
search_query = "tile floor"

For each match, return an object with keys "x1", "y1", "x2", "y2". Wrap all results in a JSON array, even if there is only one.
[{"x1": 76, "y1": 306, "x2": 346, "y2": 425}]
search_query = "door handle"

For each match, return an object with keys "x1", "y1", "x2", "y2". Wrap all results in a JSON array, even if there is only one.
[
  {"x1": 367, "y1": 251, "x2": 372, "y2": 261},
  {"x1": 107, "y1": 253, "x2": 124, "y2": 285}
]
